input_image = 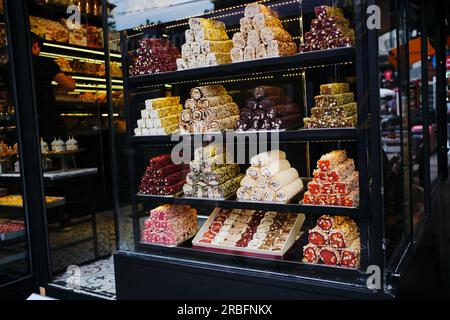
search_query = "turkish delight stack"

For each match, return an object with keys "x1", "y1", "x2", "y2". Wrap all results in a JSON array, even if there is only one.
[
  {"x1": 129, "y1": 38, "x2": 180, "y2": 76},
  {"x1": 299, "y1": 5, "x2": 355, "y2": 53},
  {"x1": 134, "y1": 96, "x2": 182, "y2": 136},
  {"x1": 139, "y1": 154, "x2": 189, "y2": 196},
  {"x1": 303, "y1": 215, "x2": 360, "y2": 268},
  {"x1": 141, "y1": 205, "x2": 198, "y2": 246},
  {"x1": 236, "y1": 150, "x2": 304, "y2": 203},
  {"x1": 231, "y1": 3, "x2": 297, "y2": 63},
  {"x1": 237, "y1": 86, "x2": 302, "y2": 131},
  {"x1": 177, "y1": 18, "x2": 232, "y2": 70},
  {"x1": 198, "y1": 209, "x2": 298, "y2": 253},
  {"x1": 303, "y1": 82, "x2": 357, "y2": 129},
  {"x1": 178, "y1": 85, "x2": 240, "y2": 133},
  {"x1": 183, "y1": 144, "x2": 244, "y2": 199},
  {"x1": 302, "y1": 150, "x2": 359, "y2": 207}
]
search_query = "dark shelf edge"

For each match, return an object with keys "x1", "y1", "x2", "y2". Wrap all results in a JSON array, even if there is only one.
[
  {"x1": 126, "y1": 47, "x2": 356, "y2": 88},
  {"x1": 133, "y1": 194, "x2": 361, "y2": 217},
  {"x1": 129, "y1": 128, "x2": 359, "y2": 145}
]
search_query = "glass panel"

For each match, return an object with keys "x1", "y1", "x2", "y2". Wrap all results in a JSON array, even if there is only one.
[
  {"x1": 25, "y1": 0, "x2": 116, "y2": 276},
  {"x1": 378, "y1": 0, "x2": 411, "y2": 261},
  {"x1": 0, "y1": 0, "x2": 32, "y2": 285}
]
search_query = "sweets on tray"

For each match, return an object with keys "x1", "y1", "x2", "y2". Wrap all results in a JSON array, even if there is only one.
[
  {"x1": 194, "y1": 208, "x2": 303, "y2": 256},
  {"x1": 303, "y1": 82, "x2": 357, "y2": 129},
  {"x1": 299, "y1": 5, "x2": 354, "y2": 53},
  {"x1": 236, "y1": 86, "x2": 301, "y2": 131},
  {"x1": 303, "y1": 150, "x2": 359, "y2": 207},
  {"x1": 141, "y1": 205, "x2": 198, "y2": 246},
  {"x1": 129, "y1": 38, "x2": 180, "y2": 76},
  {"x1": 183, "y1": 146, "x2": 243, "y2": 199},
  {"x1": 178, "y1": 18, "x2": 231, "y2": 70},
  {"x1": 134, "y1": 97, "x2": 182, "y2": 136},
  {"x1": 237, "y1": 150, "x2": 303, "y2": 203},
  {"x1": 302, "y1": 215, "x2": 360, "y2": 268},
  {"x1": 231, "y1": 4, "x2": 296, "y2": 63},
  {"x1": 179, "y1": 85, "x2": 240, "y2": 133},
  {"x1": 139, "y1": 154, "x2": 188, "y2": 196},
  {"x1": 0, "y1": 195, "x2": 62, "y2": 207}
]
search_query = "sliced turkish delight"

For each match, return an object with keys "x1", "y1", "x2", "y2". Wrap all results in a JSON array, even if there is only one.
[
  {"x1": 319, "y1": 246, "x2": 341, "y2": 266},
  {"x1": 308, "y1": 226, "x2": 328, "y2": 246},
  {"x1": 326, "y1": 158, "x2": 355, "y2": 182},
  {"x1": 339, "y1": 191, "x2": 359, "y2": 207}
]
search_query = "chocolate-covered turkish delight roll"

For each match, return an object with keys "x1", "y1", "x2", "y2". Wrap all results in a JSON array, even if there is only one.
[
  {"x1": 207, "y1": 115, "x2": 239, "y2": 132},
  {"x1": 191, "y1": 85, "x2": 226, "y2": 100},
  {"x1": 267, "y1": 40, "x2": 298, "y2": 57},
  {"x1": 253, "y1": 86, "x2": 285, "y2": 100},
  {"x1": 329, "y1": 218, "x2": 358, "y2": 249},
  {"x1": 189, "y1": 18, "x2": 226, "y2": 31},
  {"x1": 266, "y1": 103, "x2": 300, "y2": 119},
  {"x1": 308, "y1": 226, "x2": 328, "y2": 246},
  {"x1": 204, "y1": 103, "x2": 239, "y2": 121},
  {"x1": 259, "y1": 95, "x2": 291, "y2": 109},
  {"x1": 232, "y1": 32, "x2": 247, "y2": 49},
  {"x1": 194, "y1": 28, "x2": 228, "y2": 42},
  {"x1": 320, "y1": 83, "x2": 350, "y2": 95},
  {"x1": 341, "y1": 238, "x2": 361, "y2": 268},
  {"x1": 237, "y1": 187, "x2": 251, "y2": 200},
  {"x1": 247, "y1": 30, "x2": 261, "y2": 49},
  {"x1": 244, "y1": 3, "x2": 277, "y2": 18},
  {"x1": 319, "y1": 246, "x2": 341, "y2": 266},
  {"x1": 207, "y1": 164, "x2": 240, "y2": 186},
  {"x1": 231, "y1": 47, "x2": 244, "y2": 62},
  {"x1": 239, "y1": 108, "x2": 253, "y2": 122},
  {"x1": 255, "y1": 43, "x2": 268, "y2": 59},
  {"x1": 207, "y1": 52, "x2": 231, "y2": 66},
  {"x1": 201, "y1": 40, "x2": 233, "y2": 54},
  {"x1": 269, "y1": 167, "x2": 299, "y2": 191},
  {"x1": 260, "y1": 27, "x2": 292, "y2": 45},
  {"x1": 315, "y1": 5, "x2": 344, "y2": 19},
  {"x1": 210, "y1": 174, "x2": 245, "y2": 199},
  {"x1": 198, "y1": 95, "x2": 233, "y2": 109},
  {"x1": 245, "y1": 98, "x2": 259, "y2": 110},
  {"x1": 253, "y1": 13, "x2": 283, "y2": 31},
  {"x1": 326, "y1": 158, "x2": 355, "y2": 182},
  {"x1": 271, "y1": 114, "x2": 302, "y2": 130},
  {"x1": 275, "y1": 178, "x2": 303, "y2": 203},
  {"x1": 236, "y1": 119, "x2": 250, "y2": 131},
  {"x1": 252, "y1": 109, "x2": 267, "y2": 121},
  {"x1": 244, "y1": 46, "x2": 256, "y2": 60},
  {"x1": 303, "y1": 243, "x2": 321, "y2": 263},
  {"x1": 315, "y1": 92, "x2": 354, "y2": 108},
  {"x1": 240, "y1": 17, "x2": 253, "y2": 33}
]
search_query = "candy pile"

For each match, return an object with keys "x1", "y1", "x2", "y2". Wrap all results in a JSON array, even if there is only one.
[
  {"x1": 129, "y1": 38, "x2": 180, "y2": 77},
  {"x1": 139, "y1": 154, "x2": 189, "y2": 196},
  {"x1": 237, "y1": 86, "x2": 301, "y2": 131},
  {"x1": 0, "y1": 141, "x2": 17, "y2": 157},
  {"x1": 237, "y1": 150, "x2": 303, "y2": 203},
  {"x1": 196, "y1": 209, "x2": 298, "y2": 253},
  {"x1": 141, "y1": 205, "x2": 198, "y2": 246},
  {"x1": 303, "y1": 215, "x2": 360, "y2": 268},
  {"x1": 178, "y1": 85, "x2": 240, "y2": 133},
  {"x1": 303, "y1": 150, "x2": 359, "y2": 207},
  {"x1": 183, "y1": 145, "x2": 244, "y2": 199},
  {"x1": 231, "y1": 3, "x2": 297, "y2": 62},
  {"x1": 135, "y1": 97, "x2": 182, "y2": 136},
  {"x1": 177, "y1": 18, "x2": 232, "y2": 70},
  {"x1": 300, "y1": 5, "x2": 354, "y2": 52},
  {"x1": 0, "y1": 221, "x2": 25, "y2": 234},
  {"x1": 303, "y1": 82, "x2": 357, "y2": 128}
]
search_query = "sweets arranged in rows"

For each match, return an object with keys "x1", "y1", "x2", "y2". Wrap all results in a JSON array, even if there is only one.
[
  {"x1": 303, "y1": 215, "x2": 360, "y2": 268},
  {"x1": 179, "y1": 85, "x2": 240, "y2": 133},
  {"x1": 193, "y1": 208, "x2": 305, "y2": 257},
  {"x1": 237, "y1": 150, "x2": 304, "y2": 204},
  {"x1": 135, "y1": 96, "x2": 182, "y2": 136},
  {"x1": 141, "y1": 205, "x2": 199, "y2": 246},
  {"x1": 237, "y1": 86, "x2": 301, "y2": 131},
  {"x1": 0, "y1": 220, "x2": 25, "y2": 235},
  {"x1": 139, "y1": 154, "x2": 189, "y2": 196},
  {"x1": 178, "y1": 18, "x2": 232, "y2": 70},
  {"x1": 40, "y1": 137, "x2": 79, "y2": 153},
  {"x1": 129, "y1": 38, "x2": 181, "y2": 77},
  {"x1": 300, "y1": 5, "x2": 355, "y2": 52},
  {"x1": 183, "y1": 145, "x2": 244, "y2": 199},
  {"x1": 303, "y1": 150, "x2": 359, "y2": 207},
  {"x1": 303, "y1": 83, "x2": 357, "y2": 129},
  {"x1": 231, "y1": 3, "x2": 297, "y2": 62}
]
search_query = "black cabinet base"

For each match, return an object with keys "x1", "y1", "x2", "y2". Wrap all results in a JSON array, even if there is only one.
[{"x1": 114, "y1": 253, "x2": 388, "y2": 300}]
